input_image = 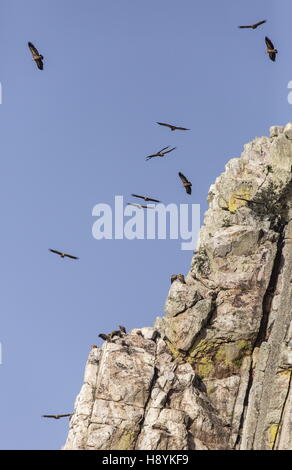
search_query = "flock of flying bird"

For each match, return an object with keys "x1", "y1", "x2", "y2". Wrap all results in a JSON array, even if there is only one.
[{"x1": 31, "y1": 17, "x2": 277, "y2": 420}]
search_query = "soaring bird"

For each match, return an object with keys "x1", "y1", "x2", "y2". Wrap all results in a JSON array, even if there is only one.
[
  {"x1": 42, "y1": 414, "x2": 72, "y2": 420},
  {"x1": 49, "y1": 249, "x2": 79, "y2": 260},
  {"x1": 131, "y1": 194, "x2": 161, "y2": 203},
  {"x1": 178, "y1": 172, "x2": 192, "y2": 195},
  {"x1": 127, "y1": 203, "x2": 155, "y2": 210},
  {"x1": 119, "y1": 325, "x2": 127, "y2": 334},
  {"x1": 145, "y1": 146, "x2": 176, "y2": 161},
  {"x1": 238, "y1": 20, "x2": 266, "y2": 29},
  {"x1": 28, "y1": 42, "x2": 44, "y2": 70},
  {"x1": 265, "y1": 37, "x2": 278, "y2": 62},
  {"x1": 157, "y1": 122, "x2": 190, "y2": 131}
]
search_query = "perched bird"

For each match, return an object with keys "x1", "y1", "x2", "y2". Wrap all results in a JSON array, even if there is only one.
[
  {"x1": 178, "y1": 172, "x2": 192, "y2": 195},
  {"x1": 110, "y1": 330, "x2": 122, "y2": 339},
  {"x1": 145, "y1": 146, "x2": 176, "y2": 161},
  {"x1": 171, "y1": 274, "x2": 178, "y2": 284},
  {"x1": 265, "y1": 37, "x2": 278, "y2": 62},
  {"x1": 28, "y1": 42, "x2": 44, "y2": 70},
  {"x1": 98, "y1": 333, "x2": 111, "y2": 341},
  {"x1": 177, "y1": 274, "x2": 186, "y2": 284},
  {"x1": 127, "y1": 203, "x2": 154, "y2": 210},
  {"x1": 157, "y1": 122, "x2": 190, "y2": 131},
  {"x1": 42, "y1": 414, "x2": 72, "y2": 420},
  {"x1": 131, "y1": 194, "x2": 161, "y2": 203},
  {"x1": 119, "y1": 325, "x2": 127, "y2": 334},
  {"x1": 171, "y1": 274, "x2": 186, "y2": 284},
  {"x1": 238, "y1": 20, "x2": 266, "y2": 29},
  {"x1": 49, "y1": 249, "x2": 79, "y2": 260}
]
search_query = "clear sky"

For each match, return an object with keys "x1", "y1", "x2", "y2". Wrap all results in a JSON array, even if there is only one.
[{"x1": 0, "y1": 0, "x2": 291, "y2": 450}]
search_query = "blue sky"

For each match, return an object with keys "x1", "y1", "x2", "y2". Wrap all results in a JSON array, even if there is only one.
[{"x1": 0, "y1": 0, "x2": 291, "y2": 450}]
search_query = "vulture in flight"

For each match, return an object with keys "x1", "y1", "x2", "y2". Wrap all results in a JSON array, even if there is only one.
[
  {"x1": 265, "y1": 37, "x2": 278, "y2": 62},
  {"x1": 145, "y1": 146, "x2": 176, "y2": 161},
  {"x1": 42, "y1": 414, "x2": 72, "y2": 420},
  {"x1": 157, "y1": 122, "x2": 190, "y2": 131},
  {"x1": 131, "y1": 194, "x2": 160, "y2": 203},
  {"x1": 28, "y1": 42, "x2": 44, "y2": 70},
  {"x1": 238, "y1": 20, "x2": 266, "y2": 29},
  {"x1": 49, "y1": 249, "x2": 79, "y2": 260},
  {"x1": 127, "y1": 203, "x2": 155, "y2": 210},
  {"x1": 178, "y1": 172, "x2": 192, "y2": 195}
]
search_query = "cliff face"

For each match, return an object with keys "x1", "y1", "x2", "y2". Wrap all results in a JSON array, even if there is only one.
[{"x1": 64, "y1": 124, "x2": 292, "y2": 450}]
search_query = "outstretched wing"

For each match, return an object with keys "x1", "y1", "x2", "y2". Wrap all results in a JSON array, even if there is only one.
[
  {"x1": 185, "y1": 185, "x2": 192, "y2": 195},
  {"x1": 178, "y1": 172, "x2": 189, "y2": 184},
  {"x1": 42, "y1": 415, "x2": 57, "y2": 419},
  {"x1": 131, "y1": 194, "x2": 160, "y2": 203},
  {"x1": 174, "y1": 126, "x2": 190, "y2": 131},
  {"x1": 35, "y1": 59, "x2": 44, "y2": 70},
  {"x1": 253, "y1": 20, "x2": 266, "y2": 28},
  {"x1": 157, "y1": 122, "x2": 172, "y2": 129},
  {"x1": 158, "y1": 146, "x2": 170, "y2": 153},
  {"x1": 238, "y1": 25, "x2": 252, "y2": 29},
  {"x1": 145, "y1": 197, "x2": 160, "y2": 203},
  {"x1": 163, "y1": 146, "x2": 176, "y2": 155},
  {"x1": 64, "y1": 253, "x2": 79, "y2": 260},
  {"x1": 49, "y1": 249, "x2": 62, "y2": 256},
  {"x1": 28, "y1": 42, "x2": 39, "y2": 56},
  {"x1": 265, "y1": 36, "x2": 274, "y2": 49}
]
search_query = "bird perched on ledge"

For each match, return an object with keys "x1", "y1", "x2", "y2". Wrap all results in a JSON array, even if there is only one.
[
  {"x1": 98, "y1": 333, "x2": 111, "y2": 341},
  {"x1": 171, "y1": 274, "x2": 186, "y2": 284},
  {"x1": 28, "y1": 42, "x2": 44, "y2": 70},
  {"x1": 119, "y1": 325, "x2": 127, "y2": 334}
]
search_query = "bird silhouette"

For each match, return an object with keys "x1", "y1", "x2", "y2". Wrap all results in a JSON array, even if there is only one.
[
  {"x1": 145, "y1": 146, "x2": 176, "y2": 161},
  {"x1": 28, "y1": 42, "x2": 44, "y2": 70},
  {"x1": 157, "y1": 122, "x2": 190, "y2": 131},
  {"x1": 131, "y1": 194, "x2": 161, "y2": 203},
  {"x1": 49, "y1": 249, "x2": 79, "y2": 259},
  {"x1": 42, "y1": 414, "x2": 72, "y2": 420},
  {"x1": 238, "y1": 20, "x2": 266, "y2": 29},
  {"x1": 265, "y1": 37, "x2": 278, "y2": 62},
  {"x1": 178, "y1": 172, "x2": 192, "y2": 194},
  {"x1": 127, "y1": 203, "x2": 155, "y2": 210}
]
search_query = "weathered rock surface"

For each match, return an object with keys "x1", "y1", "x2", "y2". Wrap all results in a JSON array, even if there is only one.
[{"x1": 64, "y1": 124, "x2": 292, "y2": 450}]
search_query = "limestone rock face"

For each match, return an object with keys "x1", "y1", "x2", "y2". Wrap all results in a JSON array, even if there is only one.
[{"x1": 64, "y1": 124, "x2": 292, "y2": 450}]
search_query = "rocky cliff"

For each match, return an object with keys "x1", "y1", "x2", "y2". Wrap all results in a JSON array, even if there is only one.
[{"x1": 64, "y1": 124, "x2": 292, "y2": 450}]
